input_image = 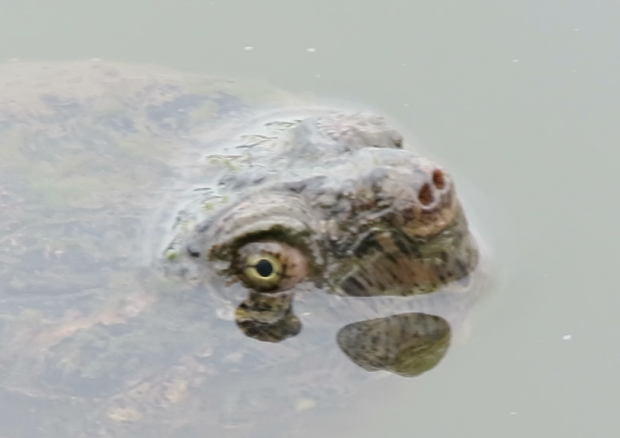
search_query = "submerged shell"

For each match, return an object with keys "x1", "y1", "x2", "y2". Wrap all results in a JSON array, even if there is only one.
[{"x1": 0, "y1": 61, "x2": 490, "y2": 438}]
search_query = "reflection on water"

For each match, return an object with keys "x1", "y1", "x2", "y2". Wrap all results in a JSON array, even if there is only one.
[
  {"x1": 236, "y1": 292, "x2": 302, "y2": 342},
  {"x1": 235, "y1": 291, "x2": 450, "y2": 377},
  {"x1": 337, "y1": 313, "x2": 450, "y2": 377}
]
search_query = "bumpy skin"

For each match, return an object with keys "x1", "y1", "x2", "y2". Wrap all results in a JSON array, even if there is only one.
[
  {"x1": 0, "y1": 61, "x2": 485, "y2": 438},
  {"x1": 165, "y1": 113, "x2": 479, "y2": 345},
  {"x1": 172, "y1": 113, "x2": 477, "y2": 296}
]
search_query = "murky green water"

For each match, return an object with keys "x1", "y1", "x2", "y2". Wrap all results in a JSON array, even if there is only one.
[{"x1": 2, "y1": 1, "x2": 619, "y2": 437}]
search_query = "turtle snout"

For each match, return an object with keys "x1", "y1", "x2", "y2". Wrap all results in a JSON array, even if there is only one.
[{"x1": 375, "y1": 163, "x2": 458, "y2": 238}]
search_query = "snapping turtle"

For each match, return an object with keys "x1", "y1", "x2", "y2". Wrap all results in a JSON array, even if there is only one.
[{"x1": 0, "y1": 61, "x2": 488, "y2": 438}]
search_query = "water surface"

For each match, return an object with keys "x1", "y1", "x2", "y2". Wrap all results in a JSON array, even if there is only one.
[{"x1": 2, "y1": 1, "x2": 619, "y2": 437}]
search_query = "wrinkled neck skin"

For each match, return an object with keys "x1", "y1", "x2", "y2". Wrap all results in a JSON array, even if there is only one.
[{"x1": 161, "y1": 110, "x2": 484, "y2": 353}]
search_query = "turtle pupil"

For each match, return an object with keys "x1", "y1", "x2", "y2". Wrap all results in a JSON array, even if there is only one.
[{"x1": 255, "y1": 259, "x2": 274, "y2": 277}]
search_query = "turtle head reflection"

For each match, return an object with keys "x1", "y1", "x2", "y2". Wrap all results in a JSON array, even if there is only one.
[
  {"x1": 336, "y1": 312, "x2": 450, "y2": 377},
  {"x1": 235, "y1": 291, "x2": 301, "y2": 342},
  {"x1": 234, "y1": 292, "x2": 451, "y2": 377}
]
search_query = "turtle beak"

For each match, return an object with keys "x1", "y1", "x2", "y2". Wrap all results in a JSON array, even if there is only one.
[{"x1": 330, "y1": 206, "x2": 479, "y2": 297}]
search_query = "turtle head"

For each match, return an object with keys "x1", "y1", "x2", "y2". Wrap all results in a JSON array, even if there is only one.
[
  {"x1": 178, "y1": 112, "x2": 478, "y2": 297},
  {"x1": 162, "y1": 111, "x2": 481, "y2": 343}
]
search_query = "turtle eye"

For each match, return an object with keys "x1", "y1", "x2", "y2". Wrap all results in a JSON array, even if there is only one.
[
  {"x1": 244, "y1": 254, "x2": 283, "y2": 289},
  {"x1": 237, "y1": 241, "x2": 308, "y2": 292}
]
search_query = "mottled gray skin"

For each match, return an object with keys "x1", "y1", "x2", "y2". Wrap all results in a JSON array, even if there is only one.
[
  {"x1": 0, "y1": 61, "x2": 487, "y2": 438},
  {"x1": 168, "y1": 113, "x2": 477, "y2": 297}
]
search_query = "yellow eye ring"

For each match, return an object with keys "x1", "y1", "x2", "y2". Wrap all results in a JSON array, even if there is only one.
[{"x1": 244, "y1": 253, "x2": 283, "y2": 290}]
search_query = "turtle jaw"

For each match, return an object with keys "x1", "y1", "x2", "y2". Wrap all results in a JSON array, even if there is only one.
[
  {"x1": 326, "y1": 202, "x2": 479, "y2": 298},
  {"x1": 314, "y1": 158, "x2": 479, "y2": 297}
]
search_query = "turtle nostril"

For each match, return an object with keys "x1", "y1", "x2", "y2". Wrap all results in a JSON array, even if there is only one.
[
  {"x1": 432, "y1": 169, "x2": 445, "y2": 190},
  {"x1": 418, "y1": 183, "x2": 434, "y2": 206}
]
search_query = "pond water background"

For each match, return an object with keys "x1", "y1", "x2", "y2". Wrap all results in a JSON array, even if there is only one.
[{"x1": 1, "y1": 0, "x2": 619, "y2": 437}]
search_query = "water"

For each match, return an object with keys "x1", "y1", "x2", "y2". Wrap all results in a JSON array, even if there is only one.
[{"x1": 2, "y1": 0, "x2": 619, "y2": 437}]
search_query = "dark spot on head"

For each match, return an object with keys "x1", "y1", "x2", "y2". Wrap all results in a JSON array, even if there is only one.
[
  {"x1": 193, "y1": 217, "x2": 213, "y2": 233},
  {"x1": 391, "y1": 231, "x2": 415, "y2": 256},
  {"x1": 388, "y1": 267, "x2": 402, "y2": 282},
  {"x1": 283, "y1": 175, "x2": 326, "y2": 194},
  {"x1": 399, "y1": 206, "x2": 415, "y2": 223},
  {"x1": 187, "y1": 243, "x2": 201, "y2": 258},
  {"x1": 353, "y1": 234, "x2": 382, "y2": 258},
  {"x1": 341, "y1": 276, "x2": 370, "y2": 296},
  {"x1": 284, "y1": 181, "x2": 307, "y2": 193},
  {"x1": 385, "y1": 252, "x2": 399, "y2": 264},
  {"x1": 455, "y1": 258, "x2": 469, "y2": 277},
  {"x1": 219, "y1": 172, "x2": 267, "y2": 190},
  {"x1": 418, "y1": 183, "x2": 434, "y2": 206},
  {"x1": 432, "y1": 169, "x2": 446, "y2": 190}
]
